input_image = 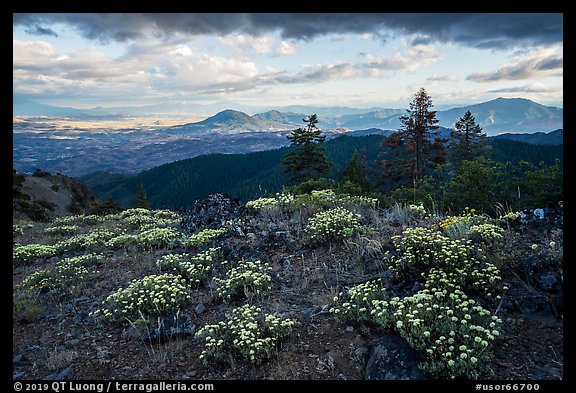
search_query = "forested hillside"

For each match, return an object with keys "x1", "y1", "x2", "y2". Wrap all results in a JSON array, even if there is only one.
[{"x1": 81, "y1": 135, "x2": 563, "y2": 210}]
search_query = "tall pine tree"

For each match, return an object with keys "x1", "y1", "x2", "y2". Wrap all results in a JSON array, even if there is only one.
[
  {"x1": 449, "y1": 110, "x2": 488, "y2": 167},
  {"x1": 377, "y1": 88, "x2": 447, "y2": 190},
  {"x1": 339, "y1": 148, "x2": 371, "y2": 194},
  {"x1": 133, "y1": 183, "x2": 152, "y2": 209},
  {"x1": 282, "y1": 114, "x2": 332, "y2": 183}
]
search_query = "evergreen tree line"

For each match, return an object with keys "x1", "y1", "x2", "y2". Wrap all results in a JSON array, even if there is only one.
[{"x1": 281, "y1": 88, "x2": 563, "y2": 216}]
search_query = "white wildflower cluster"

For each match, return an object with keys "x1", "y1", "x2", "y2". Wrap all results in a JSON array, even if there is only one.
[
  {"x1": 195, "y1": 304, "x2": 295, "y2": 364},
  {"x1": 308, "y1": 189, "x2": 378, "y2": 209},
  {"x1": 13, "y1": 243, "x2": 58, "y2": 265},
  {"x1": 105, "y1": 234, "x2": 140, "y2": 249},
  {"x1": 137, "y1": 227, "x2": 181, "y2": 249},
  {"x1": 55, "y1": 230, "x2": 116, "y2": 252},
  {"x1": 118, "y1": 208, "x2": 153, "y2": 218},
  {"x1": 13, "y1": 224, "x2": 24, "y2": 238},
  {"x1": 500, "y1": 211, "x2": 521, "y2": 221},
  {"x1": 157, "y1": 248, "x2": 221, "y2": 285},
  {"x1": 468, "y1": 223, "x2": 504, "y2": 246},
  {"x1": 44, "y1": 224, "x2": 79, "y2": 237},
  {"x1": 329, "y1": 279, "x2": 389, "y2": 325},
  {"x1": 183, "y1": 228, "x2": 227, "y2": 248},
  {"x1": 330, "y1": 284, "x2": 502, "y2": 378},
  {"x1": 246, "y1": 192, "x2": 295, "y2": 212},
  {"x1": 305, "y1": 207, "x2": 365, "y2": 244},
  {"x1": 215, "y1": 260, "x2": 273, "y2": 300},
  {"x1": 20, "y1": 253, "x2": 102, "y2": 292},
  {"x1": 51, "y1": 214, "x2": 104, "y2": 226},
  {"x1": 245, "y1": 197, "x2": 279, "y2": 211},
  {"x1": 393, "y1": 287, "x2": 501, "y2": 379},
  {"x1": 408, "y1": 203, "x2": 428, "y2": 219},
  {"x1": 390, "y1": 227, "x2": 502, "y2": 297},
  {"x1": 91, "y1": 273, "x2": 190, "y2": 321}
]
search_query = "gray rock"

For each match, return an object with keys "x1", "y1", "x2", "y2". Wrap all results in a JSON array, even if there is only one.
[
  {"x1": 194, "y1": 303, "x2": 206, "y2": 315},
  {"x1": 538, "y1": 272, "x2": 562, "y2": 292},
  {"x1": 147, "y1": 313, "x2": 196, "y2": 343},
  {"x1": 365, "y1": 335, "x2": 431, "y2": 380},
  {"x1": 516, "y1": 293, "x2": 558, "y2": 328},
  {"x1": 42, "y1": 365, "x2": 74, "y2": 380}
]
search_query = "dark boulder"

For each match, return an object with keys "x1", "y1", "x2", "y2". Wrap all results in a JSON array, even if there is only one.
[{"x1": 365, "y1": 334, "x2": 431, "y2": 380}]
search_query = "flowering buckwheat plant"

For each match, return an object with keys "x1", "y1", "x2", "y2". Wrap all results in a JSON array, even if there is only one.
[
  {"x1": 183, "y1": 228, "x2": 227, "y2": 248},
  {"x1": 305, "y1": 207, "x2": 366, "y2": 244},
  {"x1": 157, "y1": 247, "x2": 221, "y2": 285},
  {"x1": 55, "y1": 230, "x2": 116, "y2": 252},
  {"x1": 329, "y1": 279, "x2": 389, "y2": 325},
  {"x1": 44, "y1": 225, "x2": 80, "y2": 237},
  {"x1": 195, "y1": 304, "x2": 295, "y2": 364},
  {"x1": 13, "y1": 244, "x2": 58, "y2": 266},
  {"x1": 389, "y1": 227, "x2": 503, "y2": 297},
  {"x1": 393, "y1": 287, "x2": 502, "y2": 379},
  {"x1": 91, "y1": 273, "x2": 190, "y2": 322},
  {"x1": 468, "y1": 224, "x2": 504, "y2": 247},
  {"x1": 215, "y1": 260, "x2": 273, "y2": 300},
  {"x1": 408, "y1": 203, "x2": 428, "y2": 219},
  {"x1": 51, "y1": 214, "x2": 104, "y2": 226},
  {"x1": 137, "y1": 227, "x2": 181, "y2": 249},
  {"x1": 20, "y1": 253, "x2": 102, "y2": 293}
]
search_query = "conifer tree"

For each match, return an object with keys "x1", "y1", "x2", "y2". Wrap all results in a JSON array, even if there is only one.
[
  {"x1": 377, "y1": 88, "x2": 447, "y2": 190},
  {"x1": 449, "y1": 110, "x2": 488, "y2": 166},
  {"x1": 282, "y1": 114, "x2": 332, "y2": 183},
  {"x1": 133, "y1": 183, "x2": 152, "y2": 209},
  {"x1": 340, "y1": 148, "x2": 371, "y2": 194}
]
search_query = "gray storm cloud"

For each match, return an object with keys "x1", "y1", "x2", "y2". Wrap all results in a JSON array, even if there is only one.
[{"x1": 13, "y1": 13, "x2": 562, "y2": 50}]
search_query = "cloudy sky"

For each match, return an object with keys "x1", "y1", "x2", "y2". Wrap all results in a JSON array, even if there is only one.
[{"x1": 13, "y1": 13, "x2": 563, "y2": 112}]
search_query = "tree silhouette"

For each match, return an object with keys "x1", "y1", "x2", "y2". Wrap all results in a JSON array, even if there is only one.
[
  {"x1": 377, "y1": 88, "x2": 447, "y2": 190},
  {"x1": 282, "y1": 114, "x2": 332, "y2": 183},
  {"x1": 133, "y1": 183, "x2": 152, "y2": 209}
]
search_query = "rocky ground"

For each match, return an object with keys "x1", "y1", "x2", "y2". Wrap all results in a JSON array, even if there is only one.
[{"x1": 12, "y1": 195, "x2": 563, "y2": 381}]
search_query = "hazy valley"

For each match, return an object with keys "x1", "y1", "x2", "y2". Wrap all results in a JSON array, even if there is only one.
[{"x1": 13, "y1": 97, "x2": 563, "y2": 177}]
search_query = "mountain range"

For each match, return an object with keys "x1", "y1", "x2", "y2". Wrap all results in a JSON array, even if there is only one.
[
  {"x1": 159, "y1": 97, "x2": 562, "y2": 136},
  {"x1": 13, "y1": 97, "x2": 563, "y2": 177}
]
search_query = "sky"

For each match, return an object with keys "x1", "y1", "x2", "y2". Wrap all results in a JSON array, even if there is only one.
[{"x1": 13, "y1": 13, "x2": 563, "y2": 113}]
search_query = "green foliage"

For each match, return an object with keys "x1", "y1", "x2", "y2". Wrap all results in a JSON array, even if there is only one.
[
  {"x1": 393, "y1": 288, "x2": 502, "y2": 379},
  {"x1": 20, "y1": 254, "x2": 102, "y2": 293},
  {"x1": 44, "y1": 225, "x2": 79, "y2": 237},
  {"x1": 55, "y1": 230, "x2": 116, "y2": 252},
  {"x1": 339, "y1": 148, "x2": 371, "y2": 194},
  {"x1": 468, "y1": 224, "x2": 505, "y2": 247},
  {"x1": 183, "y1": 228, "x2": 227, "y2": 248},
  {"x1": 305, "y1": 207, "x2": 366, "y2": 244},
  {"x1": 195, "y1": 304, "x2": 295, "y2": 364},
  {"x1": 133, "y1": 183, "x2": 152, "y2": 209},
  {"x1": 290, "y1": 178, "x2": 336, "y2": 195},
  {"x1": 449, "y1": 111, "x2": 489, "y2": 166},
  {"x1": 445, "y1": 157, "x2": 502, "y2": 215},
  {"x1": 91, "y1": 274, "x2": 190, "y2": 322},
  {"x1": 137, "y1": 227, "x2": 181, "y2": 249},
  {"x1": 282, "y1": 114, "x2": 332, "y2": 183},
  {"x1": 377, "y1": 88, "x2": 447, "y2": 190},
  {"x1": 13, "y1": 244, "x2": 58, "y2": 266},
  {"x1": 329, "y1": 279, "x2": 388, "y2": 324},
  {"x1": 82, "y1": 134, "x2": 561, "y2": 210},
  {"x1": 156, "y1": 248, "x2": 221, "y2": 285},
  {"x1": 215, "y1": 260, "x2": 273, "y2": 300},
  {"x1": 389, "y1": 226, "x2": 503, "y2": 298},
  {"x1": 517, "y1": 160, "x2": 563, "y2": 208}
]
